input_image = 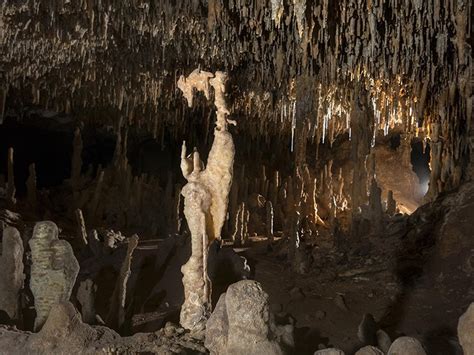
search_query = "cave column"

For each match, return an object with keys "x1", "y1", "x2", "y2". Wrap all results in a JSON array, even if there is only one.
[
  {"x1": 425, "y1": 123, "x2": 443, "y2": 202},
  {"x1": 350, "y1": 85, "x2": 374, "y2": 238},
  {"x1": 294, "y1": 74, "x2": 315, "y2": 169}
]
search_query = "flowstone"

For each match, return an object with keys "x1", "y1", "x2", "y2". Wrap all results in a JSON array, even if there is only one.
[{"x1": 29, "y1": 221, "x2": 80, "y2": 331}]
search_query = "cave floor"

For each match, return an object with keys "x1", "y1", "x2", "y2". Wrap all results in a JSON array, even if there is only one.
[{"x1": 240, "y1": 237, "x2": 469, "y2": 355}]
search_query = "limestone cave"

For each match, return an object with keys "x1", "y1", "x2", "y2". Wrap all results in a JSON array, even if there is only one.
[{"x1": 0, "y1": 1, "x2": 473, "y2": 354}]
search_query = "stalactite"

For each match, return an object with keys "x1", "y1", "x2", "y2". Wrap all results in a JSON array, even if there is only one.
[{"x1": 0, "y1": 0, "x2": 469, "y2": 201}]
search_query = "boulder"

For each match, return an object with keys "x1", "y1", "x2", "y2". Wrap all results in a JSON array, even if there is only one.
[
  {"x1": 376, "y1": 329, "x2": 392, "y2": 353},
  {"x1": 458, "y1": 303, "x2": 474, "y2": 354},
  {"x1": 357, "y1": 313, "x2": 377, "y2": 345},
  {"x1": 355, "y1": 345, "x2": 384, "y2": 355},
  {"x1": 205, "y1": 280, "x2": 293, "y2": 355},
  {"x1": 0, "y1": 227, "x2": 24, "y2": 320},
  {"x1": 388, "y1": 336, "x2": 426, "y2": 355},
  {"x1": 314, "y1": 349, "x2": 345, "y2": 355},
  {"x1": 0, "y1": 302, "x2": 207, "y2": 354}
]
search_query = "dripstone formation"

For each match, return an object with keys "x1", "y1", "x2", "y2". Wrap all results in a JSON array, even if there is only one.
[
  {"x1": 29, "y1": 221, "x2": 80, "y2": 330},
  {"x1": 0, "y1": 1, "x2": 472, "y2": 354},
  {"x1": 178, "y1": 68, "x2": 235, "y2": 332},
  {"x1": 0, "y1": 227, "x2": 24, "y2": 321}
]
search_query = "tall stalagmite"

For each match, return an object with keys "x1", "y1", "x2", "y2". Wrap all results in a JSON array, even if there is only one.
[{"x1": 178, "y1": 69, "x2": 235, "y2": 332}]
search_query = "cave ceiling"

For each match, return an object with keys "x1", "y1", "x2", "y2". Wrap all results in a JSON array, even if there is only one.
[{"x1": 0, "y1": 0, "x2": 471, "y2": 151}]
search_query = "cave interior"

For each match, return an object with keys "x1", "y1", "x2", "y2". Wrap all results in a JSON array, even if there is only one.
[{"x1": 0, "y1": 1, "x2": 473, "y2": 354}]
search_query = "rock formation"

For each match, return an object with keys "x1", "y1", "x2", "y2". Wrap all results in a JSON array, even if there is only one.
[
  {"x1": 458, "y1": 303, "x2": 474, "y2": 355},
  {"x1": 77, "y1": 279, "x2": 97, "y2": 325},
  {"x1": 205, "y1": 280, "x2": 293, "y2": 355},
  {"x1": 387, "y1": 337, "x2": 426, "y2": 355},
  {"x1": 6, "y1": 147, "x2": 16, "y2": 207},
  {"x1": 26, "y1": 163, "x2": 37, "y2": 209},
  {"x1": 178, "y1": 69, "x2": 235, "y2": 332},
  {"x1": 106, "y1": 234, "x2": 139, "y2": 329},
  {"x1": 232, "y1": 202, "x2": 250, "y2": 247},
  {"x1": 29, "y1": 221, "x2": 80, "y2": 331},
  {"x1": 0, "y1": 302, "x2": 206, "y2": 354},
  {"x1": 355, "y1": 346, "x2": 384, "y2": 355},
  {"x1": 314, "y1": 349, "x2": 345, "y2": 355},
  {"x1": 0, "y1": 1, "x2": 470, "y2": 354},
  {"x1": 0, "y1": 227, "x2": 24, "y2": 321}
]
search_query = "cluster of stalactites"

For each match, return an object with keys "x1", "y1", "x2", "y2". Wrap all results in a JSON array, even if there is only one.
[
  {"x1": 1, "y1": 0, "x2": 471, "y2": 196},
  {"x1": 2, "y1": 1, "x2": 469, "y2": 132}
]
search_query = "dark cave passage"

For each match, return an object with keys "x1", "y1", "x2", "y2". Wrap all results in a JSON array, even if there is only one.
[
  {"x1": 0, "y1": 116, "x2": 116, "y2": 195},
  {"x1": 411, "y1": 140, "x2": 431, "y2": 195}
]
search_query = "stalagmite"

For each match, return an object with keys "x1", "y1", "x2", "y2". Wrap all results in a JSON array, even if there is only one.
[
  {"x1": 386, "y1": 190, "x2": 397, "y2": 216},
  {"x1": 75, "y1": 209, "x2": 88, "y2": 247},
  {"x1": 26, "y1": 163, "x2": 37, "y2": 209},
  {"x1": 6, "y1": 147, "x2": 16, "y2": 207},
  {"x1": 232, "y1": 202, "x2": 250, "y2": 247},
  {"x1": 0, "y1": 84, "x2": 7, "y2": 125},
  {"x1": 29, "y1": 221, "x2": 80, "y2": 331},
  {"x1": 266, "y1": 200, "x2": 274, "y2": 243},
  {"x1": 0, "y1": 227, "x2": 24, "y2": 321},
  {"x1": 77, "y1": 279, "x2": 97, "y2": 324},
  {"x1": 368, "y1": 178, "x2": 383, "y2": 232},
  {"x1": 88, "y1": 169, "x2": 104, "y2": 222},
  {"x1": 350, "y1": 86, "x2": 374, "y2": 238},
  {"x1": 70, "y1": 128, "x2": 83, "y2": 190},
  {"x1": 178, "y1": 69, "x2": 236, "y2": 332},
  {"x1": 106, "y1": 234, "x2": 139, "y2": 329}
]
